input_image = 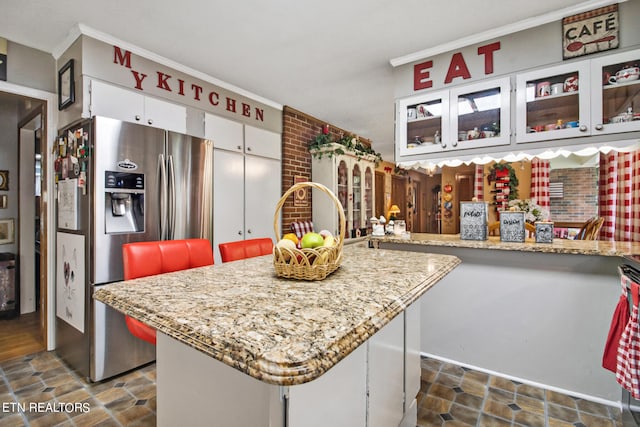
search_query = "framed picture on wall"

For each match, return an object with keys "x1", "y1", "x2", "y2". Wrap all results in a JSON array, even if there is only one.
[
  {"x1": 0, "y1": 170, "x2": 8, "y2": 190},
  {"x1": 0, "y1": 218, "x2": 14, "y2": 244},
  {"x1": 58, "y1": 59, "x2": 75, "y2": 110}
]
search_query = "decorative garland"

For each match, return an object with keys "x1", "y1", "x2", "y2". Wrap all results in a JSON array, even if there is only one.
[
  {"x1": 487, "y1": 163, "x2": 519, "y2": 200},
  {"x1": 308, "y1": 126, "x2": 382, "y2": 165}
]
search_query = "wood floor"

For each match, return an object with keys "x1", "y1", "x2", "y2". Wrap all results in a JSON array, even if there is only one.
[{"x1": 0, "y1": 311, "x2": 45, "y2": 363}]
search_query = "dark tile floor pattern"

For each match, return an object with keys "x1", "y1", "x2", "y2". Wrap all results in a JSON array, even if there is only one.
[
  {"x1": 0, "y1": 351, "x2": 624, "y2": 426},
  {"x1": 0, "y1": 352, "x2": 156, "y2": 426},
  {"x1": 417, "y1": 357, "x2": 623, "y2": 427}
]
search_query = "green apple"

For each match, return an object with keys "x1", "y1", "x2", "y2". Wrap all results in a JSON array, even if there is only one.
[{"x1": 301, "y1": 232, "x2": 324, "y2": 249}]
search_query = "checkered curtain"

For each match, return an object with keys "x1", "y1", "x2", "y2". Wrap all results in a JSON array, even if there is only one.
[
  {"x1": 599, "y1": 150, "x2": 640, "y2": 242},
  {"x1": 474, "y1": 164, "x2": 484, "y2": 201},
  {"x1": 529, "y1": 158, "x2": 550, "y2": 209}
]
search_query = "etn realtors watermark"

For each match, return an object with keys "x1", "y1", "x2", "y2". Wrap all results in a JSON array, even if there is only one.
[{"x1": 2, "y1": 401, "x2": 90, "y2": 414}]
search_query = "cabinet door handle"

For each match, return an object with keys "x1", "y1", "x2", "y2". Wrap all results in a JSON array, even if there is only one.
[
  {"x1": 238, "y1": 230, "x2": 243, "y2": 235},
  {"x1": 594, "y1": 124, "x2": 603, "y2": 131},
  {"x1": 148, "y1": 119, "x2": 154, "y2": 125},
  {"x1": 237, "y1": 145, "x2": 242, "y2": 150},
  {"x1": 247, "y1": 229, "x2": 252, "y2": 234},
  {"x1": 246, "y1": 146, "x2": 252, "y2": 152},
  {"x1": 441, "y1": 141, "x2": 447, "y2": 148},
  {"x1": 135, "y1": 115, "x2": 141, "y2": 121}
]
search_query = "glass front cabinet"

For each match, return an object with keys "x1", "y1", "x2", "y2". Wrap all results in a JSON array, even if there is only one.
[
  {"x1": 396, "y1": 77, "x2": 511, "y2": 158},
  {"x1": 312, "y1": 149, "x2": 376, "y2": 239},
  {"x1": 516, "y1": 48, "x2": 640, "y2": 143},
  {"x1": 591, "y1": 48, "x2": 640, "y2": 135},
  {"x1": 515, "y1": 62, "x2": 591, "y2": 143}
]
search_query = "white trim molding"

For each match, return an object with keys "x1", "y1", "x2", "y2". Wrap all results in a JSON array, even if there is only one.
[{"x1": 390, "y1": 0, "x2": 627, "y2": 67}]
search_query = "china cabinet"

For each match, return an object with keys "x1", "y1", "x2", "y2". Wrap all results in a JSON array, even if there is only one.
[
  {"x1": 311, "y1": 146, "x2": 376, "y2": 238},
  {"x1": 516, "y1": 48, "x2": 640, "y2": 143},
  {"x1": 396, "y1": 77, "x2": 511, "y2": 158}
]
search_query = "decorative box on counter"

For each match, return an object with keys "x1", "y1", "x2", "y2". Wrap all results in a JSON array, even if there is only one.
[
  {"x1": 500, "y1": 211, "x2": 525, "y2": 243},
  {"x1": 535, "y1": 221, "x2": 554, "y2": 243},
  {"x1": 460, "y1": 202, "x2": 488, "y2": 241}
]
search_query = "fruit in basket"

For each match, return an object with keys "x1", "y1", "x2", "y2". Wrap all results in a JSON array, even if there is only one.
[
  {"x1": 301, "y1": 232, "x2": 324, "y2": 249},
  {"x1": 276, "y1": 239, "x2": 296, "y2": 261},
  {"x1": 314, "y1": 250, "x2": 329, "y2": 265},
  {"x1": 318, "y1": 229, "x2": 333, "y2": 239},
  {"x1": 322, "y1": 235, "x2": 336, "y2": 247},
  {"x1": 282, "y1": 233, "x2": 299, "y2": 245}
]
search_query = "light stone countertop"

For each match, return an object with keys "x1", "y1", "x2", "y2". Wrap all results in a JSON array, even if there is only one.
[
  {"x1": 93, "y1": 245, "x2": 459, "y2": 386},
  {"x1": 371, "y1": 233, "x2": 640, "y2": 257}
]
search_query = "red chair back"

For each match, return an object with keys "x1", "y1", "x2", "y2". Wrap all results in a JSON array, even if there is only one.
[
  {"x1": 121, "y1": 238, "x2": 214, "y2": 346},
  {"x1": 123, "y1": 238, "x2": 214, "y2": 280},
  {"x1": 218, "y1": 238, "x2": 274, "y2": 263}
]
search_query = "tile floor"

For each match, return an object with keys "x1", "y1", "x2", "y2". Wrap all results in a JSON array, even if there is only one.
[
  {"x1": 0, "y1": 351, "x2": 625, "y2": 426},
  {"x1": 0, "y1": 352, "x2": 156, "y2": 426},
  {"x1": 417, "y1": 357, "x2": 624, "y2": 427}
]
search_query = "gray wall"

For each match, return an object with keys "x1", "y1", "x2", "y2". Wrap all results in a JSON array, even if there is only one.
[{"x1": 6, "y1": 40, "x2": 55, "y2": 93}]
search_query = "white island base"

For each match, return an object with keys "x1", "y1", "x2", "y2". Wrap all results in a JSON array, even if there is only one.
[{"x1": 157, "y1": 302, "x2": 421, "y2": 427}]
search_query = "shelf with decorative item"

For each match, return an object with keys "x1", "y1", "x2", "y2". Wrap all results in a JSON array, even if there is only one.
[{"x1": 309, "y1": 127, "x2": 382, "y2": 165}]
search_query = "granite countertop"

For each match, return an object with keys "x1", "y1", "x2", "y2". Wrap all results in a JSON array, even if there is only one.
[
  {"x1": 93, "y1": 245, "x2": 459, "y2": 386},
  {"x1": 371, "y1": 233, "x2": 640, "y2": 256}
]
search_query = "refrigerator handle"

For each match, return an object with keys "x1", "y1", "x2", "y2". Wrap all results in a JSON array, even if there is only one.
[
  {"x1": 168, "y1": 154, "x2": 176, "y2": 240},
  {"x1": 158, "y1": 153, "x2": 168, "y2": 240}
]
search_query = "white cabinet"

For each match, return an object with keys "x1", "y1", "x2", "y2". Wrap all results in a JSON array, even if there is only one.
[
  {"x1": 210, "y1": 114, "x2": 281, "y2": 264},
  {"x1": 515, "y1": 61, "x2": 591, "y2": 143},
  {"x1": 367, "y1": 309, "x2": 405, "y2": 427},
  {"x1": 245, "y1": 125, "x2": 282, "y2": 160},
  {"x1": 516, "y1": 48, "x2": 640, "y2": 143},
  {"x1": 398, "y1": 89, "x2": 450, "y2": 156},
  {"x1": 396, "y1": 77, "x2": 511, "y2": 159},
  {"x1": 89, "y1": 79, "x2": 186, "y2": 133},
  {"x1": 205, "y1": 113, "x2": 281, "y2": 160},
  {"x1": 311, "y1": 148, "x2": 376, "y2": 238},
  {"x1": 590, "y1": 48, "x2": 640, "y2": 135},
  {"x1": 205, "y1": 112, "x2": 243, "y2": 152}
]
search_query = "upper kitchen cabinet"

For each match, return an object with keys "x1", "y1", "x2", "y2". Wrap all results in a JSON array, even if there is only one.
[
  {"x1": 204, "y1": 112, "x2": 244, "y2": 152},
  {"x1": 397, "y1": 89, "x2": 449, "y2": 156},
  {"x1": 516, "y1": 62, "x2": 590, "y2": 143},
  {"x1": 516, "y1": 49, "x2": 640, "y2": 143},
  {"x1": 244, "y1": 125, "x2": 281, "y2": 160},
  {"x1": 396, "y1": 77, "x2": 510, "y2": 159},
  {"x1": 449, "y1": 77, "x2": 511, "y2": 150},
  {"x1": 204, "y1": 114, "x2": 281, "y2": 160},
  {"x1": 89, "y1": 79, "x2": 187, "y2": 133},
  {"x1": 591, "y1": 48, "x2": 640, "y2": 135}
]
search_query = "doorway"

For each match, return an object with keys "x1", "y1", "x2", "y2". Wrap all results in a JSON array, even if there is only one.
[{"x1": 0, "y1": 88, "x2": 50, "y2": 361}]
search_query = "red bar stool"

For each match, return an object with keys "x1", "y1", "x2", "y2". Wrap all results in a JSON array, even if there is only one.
[
  {"x1": 122, "y1": 238, "x2": 214, "y2": 345},
  {"x1": 218, "y1": 238, "x2": 274, "y2": 263}
]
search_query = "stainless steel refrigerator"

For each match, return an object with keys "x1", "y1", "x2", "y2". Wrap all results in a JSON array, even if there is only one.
[{"x1": 55, "y1": 116, "x2": 213, "y2": 381}]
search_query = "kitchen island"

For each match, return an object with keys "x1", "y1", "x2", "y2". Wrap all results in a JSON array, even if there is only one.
[
  {"x1": 93, "y1": 244, "x2": 460, "y2": 426},
  {"x1": 372, "y1": 233, "x2": 640, "y2": 405}
]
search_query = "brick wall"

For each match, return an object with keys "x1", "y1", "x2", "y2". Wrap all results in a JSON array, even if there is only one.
[
  {"x1": 280, "y1": 106, "x2": 372, "y2": 229},
  {"x1": 549, "y1": 167, "x2": 598, "y2": 222}
]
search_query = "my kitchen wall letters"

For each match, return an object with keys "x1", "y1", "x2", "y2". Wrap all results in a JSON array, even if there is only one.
[{"x1": 112, "y1": 46, "x2": 265, "y2": 122}]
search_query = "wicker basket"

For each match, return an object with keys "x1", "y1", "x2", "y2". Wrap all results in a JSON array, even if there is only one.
[{"x1": 273, "y1": 181, "x2": 345, "y2": 280}]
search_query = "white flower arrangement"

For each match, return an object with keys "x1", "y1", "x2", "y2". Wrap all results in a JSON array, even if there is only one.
[{"x1": 507, "y1": 199, "x2": 550, "y2": 223}]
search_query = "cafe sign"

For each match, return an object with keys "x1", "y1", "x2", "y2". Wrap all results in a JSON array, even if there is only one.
[{"x1": 562, "y1": 4, "x2": 619, "y2": 59}]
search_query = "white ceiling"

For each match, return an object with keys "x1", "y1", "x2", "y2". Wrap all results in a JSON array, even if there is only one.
[{"x1": 0, "y1": 0, "x2": 610, "y2": 160}]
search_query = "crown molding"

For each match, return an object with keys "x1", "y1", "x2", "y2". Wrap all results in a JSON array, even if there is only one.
[{"x1": 390, "y1": 0, "x2": 627, "y2": 67}]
